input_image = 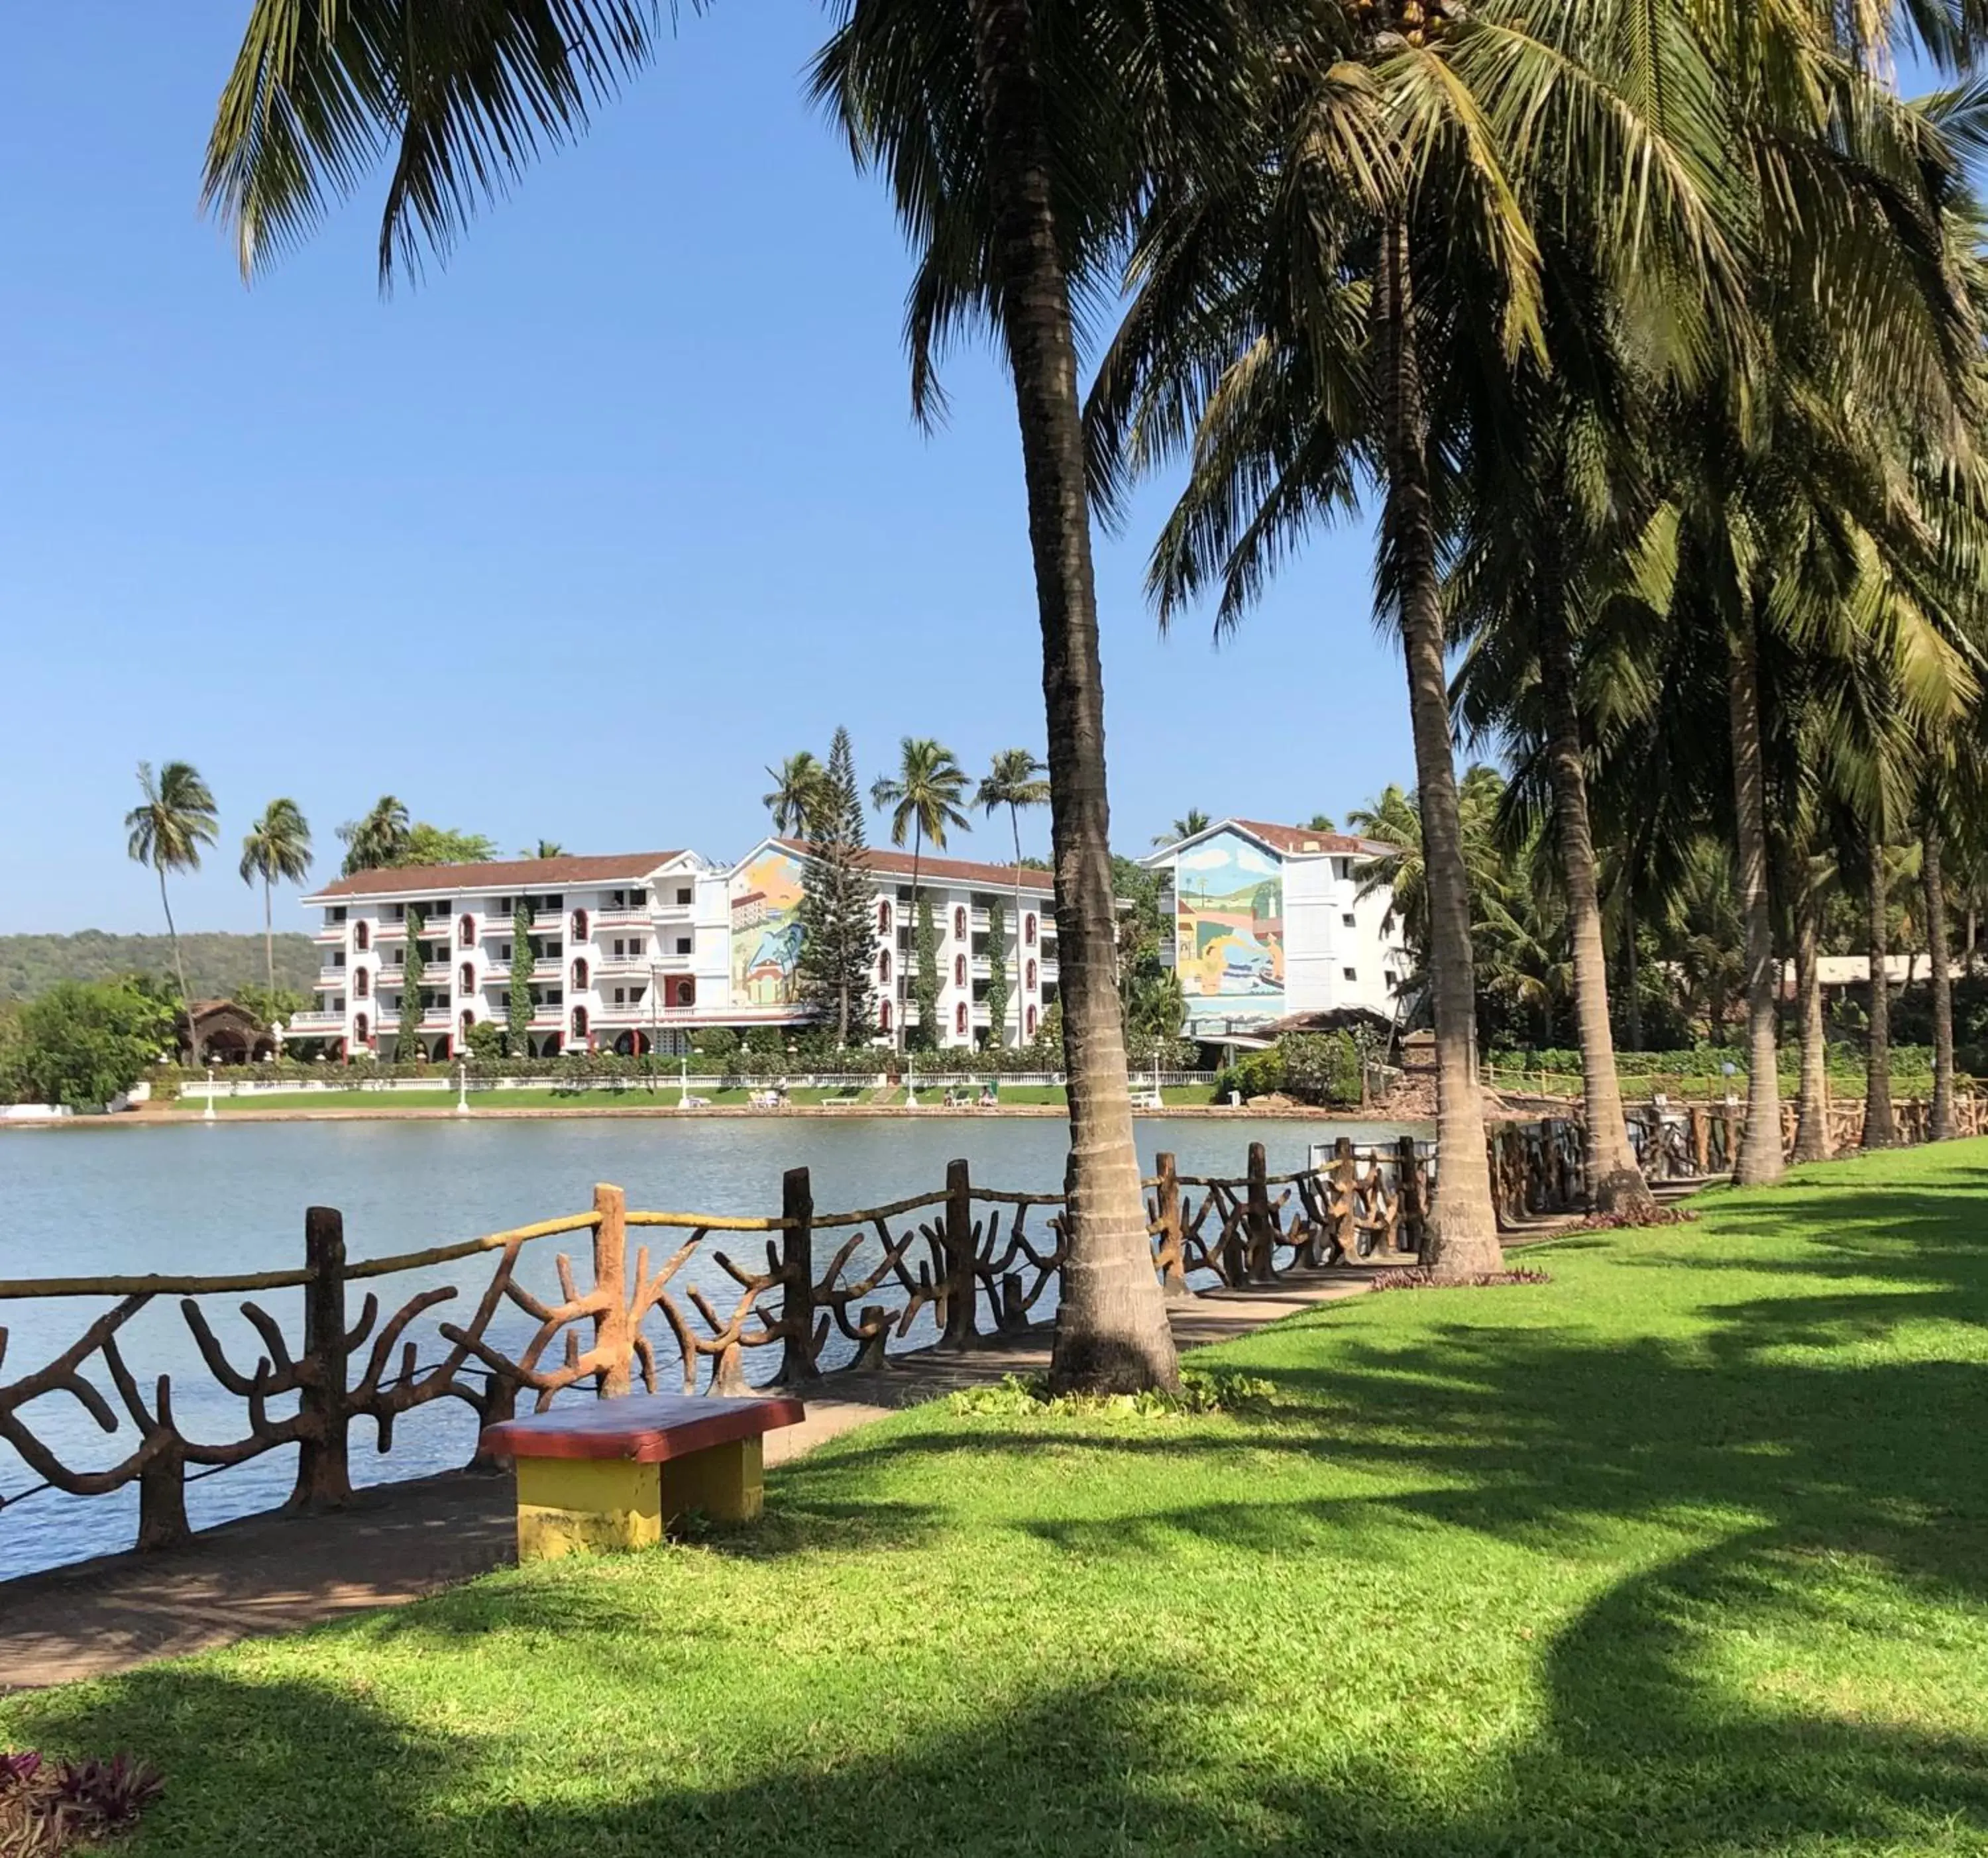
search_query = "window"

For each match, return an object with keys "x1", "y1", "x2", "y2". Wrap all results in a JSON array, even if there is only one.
[
  {"x1": 612, "y1": 939, "x2": 624, "y2": 958},
  {"x1": 459, "y1": 913, "x2": 475, "y2": 948},
  {"x1": 354, "y1": 1012, "x2": 370, "y2": 1044},
  {"x1": 459, "y1": 963, "x2": 474, "y2": 993},
  {"x1": 632, "y1": 888, "x2": 648, "y2": 906},
  {"x1": 331, "y1": 906, "x2": 347, "y2": 924},
  {"x1": 956, "y1": 1002, "x2": 968, "y2": 1037},
  {"x1": 954, "y1": 954, "x2": 967, "y2": 987},
  {"x1": 675, "y1": 887, "x2": 692, "y2": 906},
  {"x1": 1026, "y1": 959, "x2": 1037, "y2": 991},
  {"x1": 879, "y1": 950, "x2": 892, "y2": 984},
  {"x1": 879, "y1": 1001, "x2": 892, "y2": 1033},
  {"x1": 613, "y1": 988, "x2": 626, "y2": 1006},
  {"x1": 331, "y1": 952, "x2": 346, "y2": 969},
  {"x1": 877, "y1": 900, "x2": 891, "y2": 936},
  {"x1": 678, "y1": 979, "x2": 695, "y2": 1007},
  {"x1": 571, "y1": 908, "x2": 589, "y2": 942},
  {"x1": 1342, "y1": 912, "x2": 1356, "y2": 928},
  {"x1": 571, "y1": 1006, "x2": 589, "y2": 1042},
  {"x1": 674, "y1": 937, "x2": 690, "y2": 956},
  {"x1": 1384, "y1": 970, "x2": 1398, "y2": 988},
  {"x1": 1343, "y1": 967, "x2": 1358, "y2": 981},
  {"x1": 572, "y1": 958, "x2": 589, "y2": 991},
  {"x1": 629, "y1": 938, "x2": 645, "y2": 959},
  {"x1": 354, "y1": 969, "x2": 369, "y2": 999},
  {"x1": 498, "y1": 942, "x2": 512, "y2": 962},
  {"x1": 630, "y1": 984, "x2": 646, "y2": 1005},
  {"x1": 354, "y1": 920, "x2": 370, "y2": 952},
  {"x1": 1025, "y1": 1005, "x2": 1037, "y2": 1039},
  {"x1": 954, "y1": 906, "x2": 967, "y2": 940},
  {"x1": 459, "y1": 1011, "x2": 474, "y2": 1043},
  {"x1": 1024, "y1": 914, "x2": 1037, "y2": 947},
  {"x1": 496, "y1": 897, "x2": 512, "y2": 914}
]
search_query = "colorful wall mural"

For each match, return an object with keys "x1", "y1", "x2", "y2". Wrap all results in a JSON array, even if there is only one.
[
  {"x1": 1174, "y1": 830, "x2": 1284, "y2": 1022},
  {"x1": 730, "y1": 847, "x2": 807, "y2": 1008}
]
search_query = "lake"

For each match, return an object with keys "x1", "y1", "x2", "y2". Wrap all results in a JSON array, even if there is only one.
[{"x1": 0, "y1": 1114, "x2": 1412, "y2": 1579}]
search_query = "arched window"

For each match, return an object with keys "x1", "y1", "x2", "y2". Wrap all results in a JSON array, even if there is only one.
[
  {"x1": 459, "y1": 1011, "x2": 474, "y2": 1044},
  {"x1": 571, "y1": 1006, "x2": 589, "y2": 1042},
  {"x1": 354, "y1": 969, "x2": 370, "y2": 999},
  {"x1": 879, "y1": 949, "x2": 891, "y2": 984},
  {"x1": 354, "y1": 920, "x2": 370, "y2": 952},
  {"x1": 571, "y1": 908, "x2": 588, "y2": 943},
  {"x1": 956, "y1": 1002, "x2": 968, "y2": 1037},
  {"x1": 679, "y1": 978, "x2": 696, "y2": 1008},
  {"x1": 879, "y1": 1001, "x2": 892, "y2": 1034},
  {"x1": 354, "y1": 1012, "x2": 370, "y2": 1044},
  {"x1": 459, "y1": 963, "x2": 474, "y2": 993},
  {"x1": 1024, "y1": 913, "x2": 1037, "y2": 947},
  {"x1": 954, "y1": 954, "x2": 966, "y2": 987},
  {"x1": 954, "y1": 905, "x2": 966, "y2": 940},
  {"x1": 1026, "y1": 959, "x2": 1037, "y2": 991},
  {"x1": 877, "y1": 900, "x2": 891, "y2": 936},
  {"x1": 1025, "y1": 1005, "x2": 1037, "y2": 1039},
  {"x1": 571, "y1": 958, "x2": 589, "y2": 991},
  {"x1": 458, "y1": 913, "x2": 474, "y2": 949}
]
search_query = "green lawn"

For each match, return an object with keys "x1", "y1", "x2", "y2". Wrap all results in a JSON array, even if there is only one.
[
  {"x1": 175, "y1": 1082, "x2": 1222, "y2": 1111},
  {"x1": 13, "y1": 1143, "x2": 1988, "y2": 1855}
]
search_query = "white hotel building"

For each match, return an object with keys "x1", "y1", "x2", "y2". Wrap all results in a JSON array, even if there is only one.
[
  {"x1": 285, "y1": 841, "x2": 1060, "y2": 1058},
  {"x1": 1140, "y1": 818, "x2": 1410, "y2": 1036}
]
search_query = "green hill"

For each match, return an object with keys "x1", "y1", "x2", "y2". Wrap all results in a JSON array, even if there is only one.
[{"x1": 0, "y1": 932, "x2": 321, "y2": 1003}]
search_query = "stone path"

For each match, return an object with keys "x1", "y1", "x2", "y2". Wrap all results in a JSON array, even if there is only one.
[{"x1": 0, "y1": 1272, "x2": 1380, "y2": 1693}]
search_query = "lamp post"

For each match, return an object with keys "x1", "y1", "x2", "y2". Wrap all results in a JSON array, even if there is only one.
[
  {"x1": 456, "y1": 1060, "x2": 470, "y2": 1116},
  {"x1": 905, "y1": 1048, "x2": 917, "y2": 1109},
  {"x1": 203, "y1": 1064, "x2": 216, "y2": 1122}
]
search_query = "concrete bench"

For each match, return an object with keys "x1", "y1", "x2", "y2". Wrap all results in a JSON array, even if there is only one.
[{"x1": 480, "y1": 1394, "x2": 806, "y2": 1563}]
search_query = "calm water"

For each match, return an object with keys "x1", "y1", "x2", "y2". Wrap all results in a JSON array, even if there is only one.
[{"x1": 0, "y1": 1115, "x2": 1409, "y2": 1579}]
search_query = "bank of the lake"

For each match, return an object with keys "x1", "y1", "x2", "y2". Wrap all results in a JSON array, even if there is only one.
[{"x1": 0, "y1": 1114, "x2": 1417, "y2": 1581}]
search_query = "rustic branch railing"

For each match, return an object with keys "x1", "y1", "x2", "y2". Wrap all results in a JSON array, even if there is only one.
[{"x1": 3, "y1": 1093, "x2": 1967, "y2": 1562}]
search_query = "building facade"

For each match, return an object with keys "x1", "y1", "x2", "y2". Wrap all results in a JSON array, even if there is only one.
[
  {"x1": 1140, "y1": 819, "x2": 1409, "y2": 1037},
  {"x1": 287, "y1": 841, "x2": 1060, "y2": 1058}
]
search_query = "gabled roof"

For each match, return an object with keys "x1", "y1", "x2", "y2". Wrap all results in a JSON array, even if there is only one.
[
  {"x1": 762, "y1": 837, "x2": 1056, "y2": 894},
  {"x1": 305, "y1": 851, "x2": 687, "y2": 902},
  {"x1": 1139, "y1": 818, "x2": 1397, "y2": 866}
]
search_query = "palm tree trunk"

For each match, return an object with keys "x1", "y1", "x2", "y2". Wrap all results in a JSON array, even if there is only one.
[
  {"x1": 1924, "y1": 814, "x2": 1956, "y2": 1141},
  {"x1": 1378, "y1": 212, "x2": 1501, "y2": 1272},
  {"x1": 264, "y1": 875, "x2": 276, "y2": 998},
  {"x1": 1538, "y1": 604, "x2": 1650, "y2": 1213},
  {"x1": 1791, "y1": 887, "x2": 1830, "y2": 1161},
  {"x1": 1726, "y1": 608, "x2": 1785, "y2": 1185},
  {"x1": 967, "y1": 0, "x2": 1179, "y2": 1391},
  {"x1": 1011, "y1": 804, "x2": 1026, "y2": 1049},
  {"x1": 1862, "y1": 828, "x2": 1896, "y2": 1148},
  {"x1": 160, "y1": 866, "x2": 199, "y2": 1065},
  {"x1": 910, "y1": 818, "x2": 922, "y2": 1054}
]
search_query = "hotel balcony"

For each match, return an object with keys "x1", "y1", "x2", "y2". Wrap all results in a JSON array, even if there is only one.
[
  {"x1": 591, "y1": 905, "x2": 651, "y2": 928},
  {"x1": 285, "y1": 1011, "x2": 345, "y2": 1033},
  {"x1": 313, "y1": 924, "x2": 347, "y2": 945},
  {"x1": 314, "y1": 967, "x2": 349, "y2": 990}
]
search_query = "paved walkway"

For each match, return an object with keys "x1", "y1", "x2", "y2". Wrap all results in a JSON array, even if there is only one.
[{"x1": 0, "y1": 1272, "x2": 1380, "y2": 1692}]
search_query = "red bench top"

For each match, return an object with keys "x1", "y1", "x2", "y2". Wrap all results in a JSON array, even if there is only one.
[{"x1": 480, "y1": 1394, "x2": 806, "y2": 1464}]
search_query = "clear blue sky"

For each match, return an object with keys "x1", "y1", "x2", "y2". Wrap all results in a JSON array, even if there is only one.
[{"x1": 0, "y1": 4, "x2": 1409, "y2": 938}]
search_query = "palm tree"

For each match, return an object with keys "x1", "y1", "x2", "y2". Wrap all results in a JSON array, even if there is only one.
[
  {"x1": 763, "y1": 753, "x2": 830, "y2": 839},
  {"x1": 126, "y1": 761, "x2": 219, "y2": 1062},
  {"x1": 338, "y1": 796, "x2": 410, "y2": 876},
  {"x1": 976, "y1": 749, "x2": 1052, "y2": 1047},
  {"x1": 1152, "y1": 810, "x2": 1211, "y2": 847},
  {"x1": 871, "y1": 739, "x2": 971, "y2": 1048},
  {"x1": 522, "y1": 839, "x2": 566, "y2": 859},
  {"x1": 239, "y1": 799, "x2": 314, "y2": 998}
]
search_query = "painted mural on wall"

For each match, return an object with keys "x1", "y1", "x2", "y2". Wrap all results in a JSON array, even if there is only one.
[
  {"x1": 730, "y1": 847, "x2": 806, "y2": 1008},
  {"x1": 1175, "y1": 830, "x2": 1284, "y2": 1021}
]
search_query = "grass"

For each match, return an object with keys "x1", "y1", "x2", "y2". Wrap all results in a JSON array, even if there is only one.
[
  {"x1": 12, "y1": 1142, "x2": 1988, "y2": 1855},
  {"x1": 172, "y1": 1083, "x2": 1223, "y2": 1111}
]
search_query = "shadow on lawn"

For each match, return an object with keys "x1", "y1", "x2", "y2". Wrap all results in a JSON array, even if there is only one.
[{"x1": 13, "y1": 1162, "x2": 1988, "y2": 1854}]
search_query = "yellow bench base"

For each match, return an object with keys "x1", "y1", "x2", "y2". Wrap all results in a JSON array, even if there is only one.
[{"x1": 514, "y1": 1437, "x2": 765, "y2": 1564}]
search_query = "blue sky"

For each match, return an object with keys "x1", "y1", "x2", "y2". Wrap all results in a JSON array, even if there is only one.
[{"x1": 0, "y1": 5, "x2": 1409, "y2": 936}]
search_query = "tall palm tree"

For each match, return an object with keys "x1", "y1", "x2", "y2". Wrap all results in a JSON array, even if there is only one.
[
  {"x1": 871, "y1": 738, "x2": 971, "y2": 1048},
  {"x1": 523, "y1": 839, "x2": 566, "y2": 859},
  {"x1": 203, "y1": 0, "x2": 1221, "y2": 1390},
  {"x1": 763, "y1": 752, "x2": 830, "y2": 839},
  {"x1": 338, "y1": 796, "x2": 411, "y2": 876},
  {"x1": 239, "y1": 798, "x2": 315, "y2": 999},
  {"x1": 126, "y1": 761, "x2": 219, "y2": 1062},
  {"x1": 1152, "y1": 810, "x2": 1210, "y2": 847},
  {"x1": 976, "y1": 748, "x2": 1052, "y2": 1046}
]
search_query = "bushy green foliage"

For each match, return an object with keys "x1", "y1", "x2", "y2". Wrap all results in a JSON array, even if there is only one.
[
  {"x1": 0, "y1": 932, "x2": 319, "y2": 1003},
  {"x1": 1280, "y1": 1031, "x2": 1362, "y2": 1105},
  {"x1": 508, "y1": 902, "x2": 533, "y2": 1055},
  {"x1": 983, "y1": 897, "x2": 1010, "y2": 1048},
  {"x1": 795, "y1": 727, "x2": 877, "y2": 1044},
  {"x1": 465, "y1": 1020, "x2": 505, "y2": 1061},
  {"x1": 1213, "y1": 1047, "x2": 1286, "y2": 1101},
  {"x1": 8, "y1": 979, "x2": 176, "y2": 1109},
  {"x1": 396, "y1": 910, "x2": 425, "y2": 1061},
  {"x1": 946, "y1": 1367, "x2": 1276, "y2": 1419},
  {"x1": 911, "y1": 894, "x2": 939, "y2": 1052}
]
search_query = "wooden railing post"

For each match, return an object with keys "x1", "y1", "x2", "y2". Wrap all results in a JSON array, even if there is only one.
[
  {"x1": 941, "y1": 1158, "x2": 979, "y2": 1348},
  {"x1": 779, "y1": 1166, "x2": 819, "y2": 1382},
  {"x1": 1152, "y1": 1152, "x2": 1189, "y2": 1297},
  {"x1": 290, "y1": 1205, "x2": 355, "y2": 1510},
  {"x1": 592, "y1": 1183, "x2": 631, "y2": 1399},
  {"x1": 1244, "y1": 1142, "x2": 1276, "y2": 1282},
  {"x1": 1333, "y1": 1136, "x2": 1358, "y2": 1260},
  {"x1": 1396, "y1": 1135, "x2": 1423, "y2": 1252}
]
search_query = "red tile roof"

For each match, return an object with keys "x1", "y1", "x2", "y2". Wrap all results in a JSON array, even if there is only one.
[
  {"x1": 306, "y1": 852, "x2": 685, "y2": 901},
  {"x1": 771, "y1": 838, "x2": 1056, "y2": 893},
  {"x1": 1227, "y1": 819, "x2": 1396, "y2": 857}
]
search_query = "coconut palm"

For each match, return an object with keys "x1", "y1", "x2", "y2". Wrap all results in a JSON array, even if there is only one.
[
  {"x1": 338, "y1": 796, "x2": 411, "y2": 876},
  {"x1": 126, "y1": 761, "x2": 219, "y2": 1063},
  {"x1": 871, "y1": 739, "x2": 971, "y2": 1048},
  {"x1": 976, "y1": 749, "x2": 1052, "y2": 1046},
  {"x1": 523, "y1": 839, "x2": 566, "y2": 859},
  {"x1": 763, "y1": 753, "x2": 831, "y2": 839},
  {"x1": 239, "y1": 799, "x2": 315, "y2": 999},
  {"x1": 1152, "y1": 810, "x2": 1210, "y2": 847}
]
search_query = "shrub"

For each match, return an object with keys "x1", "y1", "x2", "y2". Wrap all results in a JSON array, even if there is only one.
[
  {"x1": 1281, "y1": 1032, "x2": 1362, "y2": 1106},
  {"x1": 0, "y1": 1749, "x2": 162, "y2": 1854}
]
